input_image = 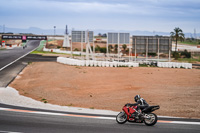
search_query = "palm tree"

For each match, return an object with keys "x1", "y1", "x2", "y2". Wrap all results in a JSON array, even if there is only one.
[{"x1": 170, "y1": 27, "x2": 185, "y2": 53}]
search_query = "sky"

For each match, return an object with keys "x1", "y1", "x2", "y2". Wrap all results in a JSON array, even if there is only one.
[{"x1": 0, "y1": 0, "x2": 200, "y2": 33}]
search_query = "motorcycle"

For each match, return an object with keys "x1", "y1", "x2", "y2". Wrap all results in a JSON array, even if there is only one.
[{"x1": 116, "y1": 103, "x2": 160, "y2": 126}]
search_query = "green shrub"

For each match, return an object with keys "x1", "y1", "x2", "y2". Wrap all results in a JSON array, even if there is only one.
[
  {"x1": 148, "y1": 53, "x2": 157, "y2": 56},
  {"x1": 114, "y1": 44, "x2": 118, "y2": 53},
  {"x1": 108, "y1": 45, "x2": 113, "y2": 52},
  {"x1": 122, "y1": 44, "x2": 127, "y2": 50},
  {"x1": 74, "y1": 48, "x2": 79, "y2": 51},
  {"x1": 95, "y1": 45, "x2": 101, "y2": 52},
  {"x1": 41, "y1": 98, "x2": 48, "y2": 103},
  {"x1": 41, "y1": 98, "x2": 46, "y2": 101},
  {"x1": 100, "y1": 47, "x2": 107, "y2": 53},
  {"x1": 28, "y1": 62, "x2": 32, "y2": 65},
  {"x1": 67, "y1": 103, "x2": 73, "y2": 106},
  {"x1": 181, "y1": 50, "x2": 191, "y2": 58},
  {"x1": 172, "y1": 52, "x2": 180, "y2": 60}
]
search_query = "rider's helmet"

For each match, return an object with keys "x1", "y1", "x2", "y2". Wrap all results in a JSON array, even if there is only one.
[{"x1": 134, "y1": 95, "x2": 141, "y2": 102}]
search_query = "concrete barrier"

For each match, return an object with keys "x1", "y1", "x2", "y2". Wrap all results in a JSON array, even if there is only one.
[
  {"x1": 157, "y1": 62, "x2": 192, "y2": 69},
  {"x1": 57, "y1": 57, "x2": 139, "y2": 68}
]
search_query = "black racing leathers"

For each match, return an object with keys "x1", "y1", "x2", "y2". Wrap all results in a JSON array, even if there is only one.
[{"x1": 127, "y1": 98, "x2": 149, "y2": 111}]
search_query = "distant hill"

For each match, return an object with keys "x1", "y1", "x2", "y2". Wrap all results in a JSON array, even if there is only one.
[
  {"x1": 4, "y1": 27, "x2": 65, "y2": 35},
  {"x1": 3, "y1": 27, "x2": 200, "y2": 38}
]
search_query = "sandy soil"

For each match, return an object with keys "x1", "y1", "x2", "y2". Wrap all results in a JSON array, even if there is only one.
[
  {"x1": 10, "y1": 62, "x2": 200, "y2": 118},
  {"x1": 46, "y1": 40, "x2": 122, "y2": 52},
  {"x1": 5, "y1": 40, "x2": 22, "y2": 46}
]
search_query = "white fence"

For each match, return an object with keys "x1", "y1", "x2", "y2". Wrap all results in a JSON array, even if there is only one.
[
  {"x1": 57, "y1": 57, "x2": 139, "y2": 67},
  {"x1": 157, "y1": 62, "x2": 192, "y2": 69},
  {"x1": 43, "y1": 48, "x2": 81, "y2": 55},
  {"x1": 43, "y1": 48, "x2": 106, "y2": 57}
]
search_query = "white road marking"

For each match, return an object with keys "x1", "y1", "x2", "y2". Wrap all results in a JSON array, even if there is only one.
[
  {"x1": 0, "y1": 107, "x2": 10, "y2": 110},
  {"x1": 171, "y1": 121, "x2": 200, "y2": 125},
  {"x1": 0, "y1": 42, "x2": 39, "y2": 72},
  {"x1": 31, "y1": 111, "x2": 65, "y2": 116},
  {"x1": 0, "y1": 131, "x2": 22, "y2": 133},
  {"x1": 94, "y1": 117, "x2": 115, "y2": 120}
]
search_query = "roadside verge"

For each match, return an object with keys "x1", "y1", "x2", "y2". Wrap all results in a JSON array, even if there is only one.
[{"x1": 0, "y1": 86, "x2": 200, "y2": 123}]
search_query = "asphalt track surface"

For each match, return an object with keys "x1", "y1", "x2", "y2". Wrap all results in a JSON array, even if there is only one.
[
  {"x1": 0, "y1": 40, "x2": 40, "y2": 70},
  {"x1": 0, "y1": 41, "x2": 200, "y2": 132},
  {"x1": 0, "y1": 103, "x2": 200, "y2": 133},
  {"x1": 0, "y1": 40, "x2": 57, "y2": 87}
]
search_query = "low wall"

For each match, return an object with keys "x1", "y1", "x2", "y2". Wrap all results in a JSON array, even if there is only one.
[
  {"x1": 43, "y1": 48, "x2": 81, "y2": 55},
  {"x1": 157, "y1": 62, "x2": 192, "y2": 69},
  {"x1": 57, "y1": 57, "x2": 139, "y2": 67}
]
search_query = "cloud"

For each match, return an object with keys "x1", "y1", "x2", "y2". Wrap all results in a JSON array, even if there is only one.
[
  {"x1": 1, "y1": 0, "x2": 200, "y2": 16},
  {"x1": 0, "y1": 0, "x2": 199, "y2": 32}
]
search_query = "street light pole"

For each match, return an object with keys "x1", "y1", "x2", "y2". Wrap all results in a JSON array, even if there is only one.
[
  {"x1": 54, "y1": 26, "x2": 56, "y2": 43},
  {"x1": 3, "y1": 24, "x2": 5, "y2": 33}
]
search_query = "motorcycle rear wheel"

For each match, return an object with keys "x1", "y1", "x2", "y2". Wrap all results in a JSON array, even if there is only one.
[
  {"x1": 144, "y1": 113, "x2": 157, "y2": 126},
  {"x1": 116, "y1": 112, "x2": 127, "y2": 124}
]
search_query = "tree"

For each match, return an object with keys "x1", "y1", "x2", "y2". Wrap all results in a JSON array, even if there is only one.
[
  {"x1": 122, "y1": 44, "x2": 127, "y2": 51},
  {"x1": 102, "y1": 33, "x2": 107, "y2": 37},
  {"x1": 114, "y1": 44, "x2": 118, "y2": 53},
  {"x1": 108, "y1": 45, "x2": 113, "y2": 52},
  {"x1": 95, "y1": 45, "x2": 101, "y2": 52},
  {"x1": 170, "y1": 27, "x2": 185, "y2": 53}
]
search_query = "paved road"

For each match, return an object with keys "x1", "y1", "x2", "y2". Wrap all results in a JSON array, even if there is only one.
[
  {"x1": 0, "y1": 40, "x2": 40, "y2": 70},
  {"x1": 0, "y1": 108, "x2": 199, "y2": 133},
  {"x1": 0, "y1": 104, "x2": 199, "y2": 133},
  {"x1": 0, "y1": 40, "x2": 57, "y2": 87}
]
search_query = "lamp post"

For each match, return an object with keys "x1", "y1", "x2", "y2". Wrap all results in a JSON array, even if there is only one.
[
  {"x1": 54, "y1": 26, "x2": 56, "y2": 43},
  {"x1": 0, "y1": 25, "x2": 5, "y2": 33},
  {"x1": 3, "y1": 24, "x2": 5, "y2": 33}
]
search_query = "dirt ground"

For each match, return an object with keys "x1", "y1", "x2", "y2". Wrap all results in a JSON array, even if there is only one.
[
  {"x1": 47, "y1": 40, "x2": 120, "y2": 52},
  {"x1": 10, "y1": 62, "x2": 200, "y2": 118},
  {"x1": 5, "y1": 40, "x2": 22, "y2": 46}
]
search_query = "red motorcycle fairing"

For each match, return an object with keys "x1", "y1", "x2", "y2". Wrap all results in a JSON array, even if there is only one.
[
  {"x1": 122, "y1": 105, "x2": 137, "y2": 120},
  {"x1": 116, "y1": 103, "x2": 159, "y2": 126}
]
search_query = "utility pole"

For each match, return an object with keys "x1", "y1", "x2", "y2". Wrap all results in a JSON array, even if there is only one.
[
  {"x1": 54, "y1": 26, "x2": 56, "y2": 44},
  {"x1": 3, "y1": 24, "x2": 5, "y2": 33},
  {"x1": 54, "y1": 26, "x2": 56, "y2": 36},
  {"x1": 194, "y1": 28, "x2": 197, "y2": 42}
]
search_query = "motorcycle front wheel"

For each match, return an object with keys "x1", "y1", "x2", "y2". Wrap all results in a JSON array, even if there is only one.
[
  {"x1": 116, "y1": 112, "x2": 128, "y2": 124},
  {"x1": 144, "y1": 113, "x2": 157, "y2": 126}
]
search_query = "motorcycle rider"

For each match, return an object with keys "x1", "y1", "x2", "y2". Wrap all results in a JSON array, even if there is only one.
[
  {"x1": 134, "y1": 95, "x2": 149, "y2": 108},
  {"x1": 127, "y1": 95, "x2": 149, "y2": 119}
]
